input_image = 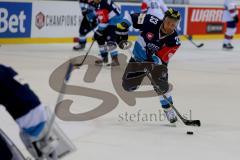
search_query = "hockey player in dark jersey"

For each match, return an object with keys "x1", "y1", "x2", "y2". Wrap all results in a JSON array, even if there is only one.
[
  {"x1": 116, "y1": 8, "x2": 181, "y2": 123},
  {"x1": 93, "y1": 0, "x2": 123, "y2": 66},
  {"x1": 73, "y1": 0, "x2": 98, "y2": 50},
  {"x1": 0, "y1": 64, "x2": 75, "y2": 159}
]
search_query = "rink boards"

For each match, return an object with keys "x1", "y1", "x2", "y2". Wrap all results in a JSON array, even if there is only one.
[{"x1": 0, "y1": 1, "x2": 240, "y2": 44}]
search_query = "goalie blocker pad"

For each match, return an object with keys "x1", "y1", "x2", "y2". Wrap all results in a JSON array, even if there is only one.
[
  {"x1": 0, "y1": 129, "x2": 25, "y2": 160},
  {"x1": 20, "y1": 117, "x2": 76, "y2": 160}
]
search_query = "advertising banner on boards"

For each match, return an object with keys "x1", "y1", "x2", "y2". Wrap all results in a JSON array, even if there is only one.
[
  {"x1": 0, "y1": 2, "x2": 32, "y2": 38},
  {"x1": 120, "y1": 5, "x2": 186, "y2": 35},
  {"x1": 31, "y1": 1, "x2": 82, "y2": 38},
  {"x1": 187, "y1": 7, "x2": 240, "y2": 35}
]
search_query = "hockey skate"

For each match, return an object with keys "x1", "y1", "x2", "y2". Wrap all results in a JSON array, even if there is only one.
[
  {"x1": 19, "y1": 108, "x2": 76, "y2": 160},
  {"x1": 95, "y1": 56, "x2": 108, "y2": 66},
  {"x1": 73, "y1": 43, "x2": 86, "y2": 51},
  {"x1": 223, "y1": 43, "x2": 234, "y2": 50},
  {"x1": 164, "y1": 107, "x2": 178, "y2": 123}
]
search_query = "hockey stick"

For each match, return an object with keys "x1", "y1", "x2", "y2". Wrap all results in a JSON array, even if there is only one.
[
  {"x1": 124, "y1": 48, "x2": 201, "y2": 127},
  {"x1": 48, "y1": 41, "x2": 95, "y2": 124},
  {"x1": 46, "y1": 57, "x2": 75, "y2": 141},
  {"x1": 145, "y1": 69, "x2": 201, "y2": 127},
  {"x1": 21, "y1": 58, "x2": 76, "y2": 160},
  {"x1": 74, "y1": 40, "x2": 95, "y2": 67},
  {"x1": 184, "y1": 35, "x2": 204, "y2": 48}
]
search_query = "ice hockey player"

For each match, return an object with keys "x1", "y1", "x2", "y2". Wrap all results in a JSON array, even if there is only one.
[
  {"x1": 93, "y1": 0, "x2": 122, "y2": 66},
  {"x1": 222, "y1": 0, "x2": 239, "y2": 50},
  {"x1": 73, "y1": 0, "x2": 98, "y2": 51},
  {"x1": 0, "y1": 64, "x2": 74, "y2": 159},
  {"x1": 116, "y1": 8, "x2": 181, "y2": 123},
  {"x1": 141, "y1": 0, "x2": 183, "y2": 36},
  {"x1": 141, "y1": 0, "x2": 168, "y2": 20}
]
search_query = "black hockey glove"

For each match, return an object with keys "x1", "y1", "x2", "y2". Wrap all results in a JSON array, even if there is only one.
[
  {"x1": 116, "y1": 22, "x2": 129, "y2": 49},
  {"x1": 234, "y1": 15, "x2": 239, "y2": 23}
]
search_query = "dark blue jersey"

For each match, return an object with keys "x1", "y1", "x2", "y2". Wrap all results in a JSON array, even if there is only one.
[
  {"x1": 0, "y1": 65, "x2": 41, "y2": 120},
  {"x1": 123, "y1": 13, "x2": 181, "y2": 63},
  {"x1": 79, "y1": 0, "x2": 98, "y2": 15}
]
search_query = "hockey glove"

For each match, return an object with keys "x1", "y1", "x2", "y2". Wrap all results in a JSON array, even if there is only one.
[
  {"x1": 234, "y1": 15, "x2": 239, "y2": 23},
  {"x1": 116, "y1": 22, "x2": 129, "y2": 49}
]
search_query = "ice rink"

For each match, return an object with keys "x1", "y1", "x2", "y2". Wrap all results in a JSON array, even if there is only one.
[{"x1": 0, "y1": 39, "x2": 240, "y2": 160}]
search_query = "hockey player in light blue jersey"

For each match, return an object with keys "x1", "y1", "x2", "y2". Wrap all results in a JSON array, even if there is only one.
[
  {"x1": 93, "y1": 0, "x2": 123, "y2": 66},
  {"x1": 73, "y1": 0, "x2": 98, "y2": 50}
]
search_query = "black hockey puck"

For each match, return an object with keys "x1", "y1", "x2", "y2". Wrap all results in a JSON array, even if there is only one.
[{"x1": 186, "y1": 131, "x2": 194, "y2": 135}]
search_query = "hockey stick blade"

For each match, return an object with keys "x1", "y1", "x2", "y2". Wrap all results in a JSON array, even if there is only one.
[
  {"x1": 183, "y1": 119, "x2": 201, "y2": 127},
  {"x1": 172, "y1": 106, "x2": 201, "y2": 127},
  {"x1": 197, "y1": 43, "x2": 204, "y2": 48},
  {"x1": 73, "y1": 40, "x2": 95, "y2": 67},
  {"x1": 145, "y1": 71, "x2": 201, "y2": 127},
  {"x1": 184, "y1": 35, "x2": 204, "y2": 48}
]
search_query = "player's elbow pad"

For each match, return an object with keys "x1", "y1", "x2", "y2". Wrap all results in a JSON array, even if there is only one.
[{"x1": 156, "y1": 45, "x2": 179, "y2": 63}]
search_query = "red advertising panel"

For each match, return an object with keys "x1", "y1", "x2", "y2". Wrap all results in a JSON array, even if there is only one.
[{"x1": 187, "y1": 7, "x2": 240, "y2": 35}]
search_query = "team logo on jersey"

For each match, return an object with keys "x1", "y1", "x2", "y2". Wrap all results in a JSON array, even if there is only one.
[{"x1": 146, "y1": 32, "x2": 154, "y2": 40}]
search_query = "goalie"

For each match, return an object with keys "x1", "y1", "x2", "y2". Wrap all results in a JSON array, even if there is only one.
[{"x1": 0, "y1": 64, "x2": 75, "y2": 160}]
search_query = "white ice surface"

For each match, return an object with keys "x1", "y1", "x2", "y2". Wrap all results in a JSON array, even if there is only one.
[{"x1": 0, "y1": 39, "x2": 240, "y2": 160}]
